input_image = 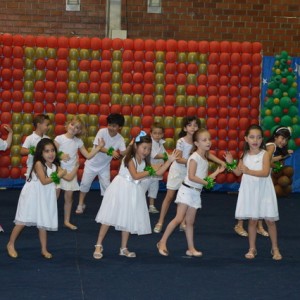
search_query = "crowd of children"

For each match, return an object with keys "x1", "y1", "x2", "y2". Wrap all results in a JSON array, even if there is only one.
[{"x1": 0, "y1": 113, "x2": 292, "y2": 262}]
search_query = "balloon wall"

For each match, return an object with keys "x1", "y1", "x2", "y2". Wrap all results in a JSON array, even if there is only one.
[{"x1": 0, "y1": 34, "x2": 262, "y2": 184}]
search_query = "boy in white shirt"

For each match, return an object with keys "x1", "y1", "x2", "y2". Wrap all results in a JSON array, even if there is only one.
[
  {"x1": 142, "y1": 122, "x2": 168, "y2": 214},
  {"x1": 76, "y1": 114, "x2": 128, "y2": 214},
  {"x1": 21, "y1": 114, "x2": 50, "y2": 178}
]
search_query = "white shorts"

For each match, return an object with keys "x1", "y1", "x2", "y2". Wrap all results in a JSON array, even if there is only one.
[
  {"x1": 175, "y1": 185, "x2": 202, "y2": 209},
  {"x1": 79, "y1": 168, "x2": 110, "y2": 196},
  {"x1": 166, "y1": 168, "x2": 186, "y2": 190},
  {"x1": 59, "y1": 176, "x2": 79, "y2": 191}
]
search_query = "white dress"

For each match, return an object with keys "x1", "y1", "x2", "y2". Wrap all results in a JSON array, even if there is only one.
[
  {"x1": 95, "y1": 159, "x2": 151, "y2": 235},
  {"x1": 235, "y1": 150, "x2": 279, "y2": 221},
  {"x1": 14, "y1": 165, "x2": 58, "y2": 231}
]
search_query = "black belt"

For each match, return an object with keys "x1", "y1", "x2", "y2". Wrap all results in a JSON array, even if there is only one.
[{"x1": 182, "y1": 182, "x2": 201, "y2": 192}]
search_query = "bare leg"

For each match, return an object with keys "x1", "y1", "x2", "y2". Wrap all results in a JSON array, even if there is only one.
[
  {"x1": 158, "y1": 203, "x2": 188, "y2": 253},
  {"x1": 154, "y1": 189, "x2": 177, "y2": 232},
  {"x1": 245, "y1": 219, "x2": 258, "y2": 259},
  {"x1": 119, "y1": 231, "x2": 136, "y2": 257},
  {"x1": 184, "y1": 207, "x2": 198, "y2": 253},
  {"x1": 64, "y1": 190, "x2": 77, "y2": 229},
  {"x1": 76, "y1": 191, "x2": 87, "y2": 214},
  {"x1": 39, "y1": 229, "x2": 52, "y2": 258},
  {"x1": 265, "y1": 220, "x2": 282, "y2": 260},
  {"x1": 149, "y1": 197, "x2": 155, "y2": 206},
  {"x1": 93, "y1": 224, "x2": 110, "y2": 259},
  {"x1": 7, "y1": 224, "x2": 25, "y2": 257}
]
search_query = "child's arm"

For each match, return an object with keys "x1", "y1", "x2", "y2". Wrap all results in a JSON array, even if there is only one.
[
  {"x1": 80, "y1": 138, "x2": 105, "y2": 159},
  {"x1": 119, "y1": 138, "x2": 134, "y2": 158},
  {"x1": 239, "y1": 152, "x2": 271, "y2": 177},
  {"x1": 60, "y1": 161, "x2": 80, "y2": 181},
  {"x1": 35, "y1": 162, "x2": 66, "y2": 185},
  {"x1": 223, "y1": 151, "x2": 242, "y2": 176},
  {"x1": 208, "y1": 152, "x2": 227, "y2": 168},
  {"x1": 154, "y1": 150, "x2": 181, "y2": 176}
]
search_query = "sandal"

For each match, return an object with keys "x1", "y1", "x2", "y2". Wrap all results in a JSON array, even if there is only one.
[
  {"x1": 186, "y1": 249, "x2": 203, "y2": 257},
  {"x1": 154, "y1": 223, "x2": 162, "y2": 233},
  {"x1": 75, "y1": 204, "x2": 86, "y2": 214},
  {"x1": 245, "y1": 248, "x2": 257, "y2": 259},
  {"x1": 41, "y1": 252, "x2": 53, "y2": 259},
  {"x1": 93, "y1": 245, "x2": 103, "y2": 260},
  {"x1": 257, "y1": 227, "x2": 269, "y2": 237},
  {"x1": 234, "y1": 225, "x2": 248, "y2": 237},
  {"x1": 156, "y1": 243, "x2": 169, "y2": 257},
  {"x1": 64, "y1": 222, "x2": 78, "y2": 230},
  {"x1": 271, "y1": 248, "x2": 282, "y2": 261},
  {"x1": 119, "y1": 247, "x2": 136, "y2": 258},
  {"x1": 179, "y1": 224, "x2": 186, "y2": 232}
]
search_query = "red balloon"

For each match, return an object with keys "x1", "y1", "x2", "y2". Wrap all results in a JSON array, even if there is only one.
[
  {"x1": 142, "y1": 116, "x2": 154, "y2": 128},
  {"x1": 207, "y1": 118, "x2": 217, "y2": 129},
  {"x1": 218, "y1": 140, "x2": 227, "y2": 150},
  {"x1": 197, "y1": 107, "x2": 206, "y2": 118},
  {"x1": 218, "y1": 129, "x2": 227, "y2": 140},
  {"x1": 228, "y1": 130, "x2": 238, "y2": 140},
  {"x1": 209, "y1": 41, "x2": 220, "y2": 52},
  {"x1": 132, "y1": 105, "x2": 143, "y2": 116},
  {"x1": 229, "y1": 107, "x2": 239, "y2": 118},
  {"x1": 239, "y1": 118, "x2": 250, "y2": 130},
  {"x1": 186, "y1": 107, "x2": 197, "y2": 117},
  {"x1": 110, "y1": 104, "x2": 121, "y2": 114},
  {"x1": 99, "y1": 104, "x2": 110, "y2": 115},
  {"x1": 228, "y1": 118, "x2": 238, "y2": 129},
  {"x1": 207, "y1": 107, "x2": 218, "y2": 117},
  {"x1": 218, "y1": 107, "x2": 228, "y2": 118},
  {"x1": 143, "y1": 106, "x2": 153, "y2": 116},
  {"x1": 218, "y1": 118, "x2": 228, "y2": 129},
  {"x1": 209, "y1": 129, "x2": 218, "y2": 139},
  {"x1": 154, "y1": 106, "x2": 164, "y2": 116},
  {"x1": 67, "y1": 103, "x2": 77, "y2": 114},
  {"x1": 198, "y1": 41, "x2": 209, "y2": 53}
]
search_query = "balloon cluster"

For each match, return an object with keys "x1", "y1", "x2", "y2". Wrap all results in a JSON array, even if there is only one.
[
  {"x1": 0, "y1": 34, "x2": 262, "y2": 183},
  {"x1": 272, "y1": 166, "x2": 294, "y2": 197},
  {"x1": 261, "y1": 51, "x2": 300, "y2": 150}
]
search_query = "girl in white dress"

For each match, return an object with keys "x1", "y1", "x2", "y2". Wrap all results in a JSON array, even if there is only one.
[
  {"x1": 224, "y1": 125, "x2": 282, "y2": 260},
  {"x1": 7, "y1": 138, "x2": 79, "y2": 259},
  {"x1": 93, "y1": 131, "x2": 179, "y2": 260},
  {"x1": 157, "y1": 129, "x2": 225, "y2": 257},
  {"x1": 54, "y1": 116, "x2": 104, "y2": 230}
]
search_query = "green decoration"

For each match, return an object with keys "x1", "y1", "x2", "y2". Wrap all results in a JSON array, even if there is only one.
[
  {"x1": 203, "y1": 177, "x2": 215, "y2": 190},
  {"x1": 144, "y1": 166, "x2": 157, "y2": 176},
  {"x1": 163, "y1": 152, "x2": 168, "y2": 162},
  {"x1": 50, "y1": 172, "x2": 60, "y2": 184},
  {"x1": 226, "y1": 160, "x2": 238, "y2": 172},
  {"x1": 107, "y1": 147, "x2": 114, "y2": 156},
  {"x1": 29, "y1": 146, "x2": 35, "y2": 155},
  {"x1": 273, "y1": 161, "x2": 283, "y2": 173}
]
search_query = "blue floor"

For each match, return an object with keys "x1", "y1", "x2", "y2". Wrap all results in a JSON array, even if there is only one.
[{"x1": 0, "y1": 189, "x2": 300, "y2": 300}]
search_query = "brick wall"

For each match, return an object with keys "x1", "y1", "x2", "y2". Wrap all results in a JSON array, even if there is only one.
[{"x1": 0, "y1": 0, "x2": 299, "y2": 56}]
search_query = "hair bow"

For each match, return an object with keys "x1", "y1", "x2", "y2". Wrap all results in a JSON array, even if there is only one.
[{"x1": 135, "y1": 131, "x2": 147, "y2": 142}]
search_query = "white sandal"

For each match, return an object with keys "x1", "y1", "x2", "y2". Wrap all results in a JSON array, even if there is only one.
[
  {"x1": 93, "y1": 244, "x2": 103, "y2": 259},
  {"x1": 75, "y1": 204, "x2": 86, "y2": 214},
  {"x1": 119, "y1": 247, "x2": 136, "y2": 258}
]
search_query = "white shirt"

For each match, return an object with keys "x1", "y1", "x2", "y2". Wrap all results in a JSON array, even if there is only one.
[
  {"x1": 150, "y1": 138, "x2": 166, "y2": 165},
  {"x1": 84, "y1": 128, "x2": 126, "y2": 172},
  {"x1": 170, "y1": 137, "x2": 193, "y2": 172},
  {"x1": 0, "y1": 139, "x2": 8, "y2": 151},
  {"x1": 22, "y1": 132, "x2": 49, "y2": 175},
  {"x1": 54, "y1": 134, "x2": 83, "y2": 172}
]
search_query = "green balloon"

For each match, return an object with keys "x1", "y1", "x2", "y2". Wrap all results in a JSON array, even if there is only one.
[
  {"x1": 289, "y1": 106, "x2": 299, "y2": 117},
  {"x1": 286, "y1": 75, "x2": 294, "y2": 85},
  {"x1": 268, "y1": 81, "x2": 278, "y2": 90},
  {"x1": 281, "y1": 115, "x2": 292, "y2": 127},
  {"x1": 288, "y1": 139, "x2": 297, "y2": 151},
  {"x1": 273, "y1": 88, "x2": 282, "y2": 98},
  {"x1": 279, "y1": 96, "x2": 292, "y2": 109},
  {"x1": 262, "y1": 116, "x2": 275, "y2": 129},
  {"x1": 281, "y1": 51, "x2": 288, "y2": 59},
  {"x1": 279, "y1": 83, "x2": 289, "y2": 92},
  {"x1": 264, "y1": 97, "x2": 274, "y2": 109},
  {"x1": 271, "y1": 105, "x2": 283, "y2": 117},
  {"x1": 288, "y1": 87, "x2": 297, "y2": 98},
  {"x1": 291, "y1": 125, "x2": 300, "y2": 139}
]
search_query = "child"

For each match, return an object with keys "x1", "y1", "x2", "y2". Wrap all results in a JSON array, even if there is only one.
[
  {"x1": 0, "y1": 124, "x2": 13, "y2": 232},
  {"x1": 143, "y1": 122, "x2": 167, "y2": 214},
  {"x1": 157, "y1": 129, "x2": 225, "y2": 257},
  {"x1": 154, "y1": 116, "x2": 225, "y2": 233},
  {"x1": 76, "y1": 113, "x2": 128, "y2": 214},
  {"x1": 6, "y1": 138, "x2": 79, "y2": 259},
  {"x1": 21, "y1": 114, "x2": 50, "y2": 178},
  {"x1": 93, "y1": 132, "x2": 180, "y2": 260},
  {"x1": 234, "y1": 126, "x2": 293, "y2": 238},
  {"x1": 54, "y1": 116, "x2": 104, "y2": 230},
  {"x1": 0, "y1": 124, "x2": 13, "y2": 151},
  {"x1": 224, "y1": 124, "x2": 282, "y2": 260}
]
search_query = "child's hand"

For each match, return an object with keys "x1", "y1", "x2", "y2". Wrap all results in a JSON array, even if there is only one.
[
  {"x1": 223, "y1": 151, "x2": 233, "y2": 163},
  {"x1": 112, "y1": 150, "x2": 120, "y2": 159},
  {"x1": 58, "y1": 168, "x2": 67, "y2": 178},
  {"x1": 210, "y1": 165, "x2": 226, "y2": 179},
  {"x1": 128, "y1": 138, "x2": 134, "y2": 147},
  {"x1": 288, "y1": 150, "x2": 294, "y2": 155},
  {"x1": 61, "y1": 153, "x2": 70, "y2": 162},
  {"x1": 239, "y1": 162, "x2": 249, "y2": 174},
  {"x1": 97, "y1": 138, "x2": 105, "y2": 149},
  {"x1": 3, "y1": 125, "x2": 12, "y2": 133},
  {"x1": 167, "y1": 149, "x2": 181, "y2": 163}
]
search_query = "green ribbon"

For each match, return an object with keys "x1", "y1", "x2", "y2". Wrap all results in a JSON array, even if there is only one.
[
  {"x1": 107, "y1": 147, "x2": 114, "y2": 156},
  {"x1": 29, "y1": 146, "x2": 35, "y2": 155},
  {"x1": 144, "y1": 166, "x2": 157, "y2": 176},
  {"x1": 50, "y1": 172, "x2": 60, "y2": 184},
  {"x1": 203, "y1": 176, "x2": 215, "y2": 190},
  {"x1": 273, "y1": 161, "x2": 283, "y2": 173},
  {"x1": 163, "y1": 152, "x2": 168, "y2": 162},
  {"x1": 226, "y1": 159, "x2": 238, "y2": 172}
]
